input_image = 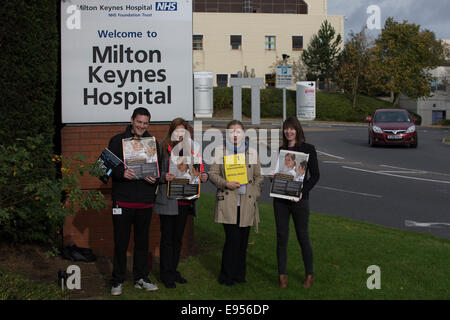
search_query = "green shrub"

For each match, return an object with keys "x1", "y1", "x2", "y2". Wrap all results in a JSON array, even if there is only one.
[
  {"x1": 213, "y1": 87, "x2": 296, "y2": 118},
  {"x1": 212, "y1": 88, "x2": 408, "y2": 123},
  {"x1": 0, "y1": 2, "x2": 68, "y2": 244},
  {"x1": 0, "y1": 1, "x2": 58, "y2": 148},
  {"x1": 438, "y1": 119, "x2": 450, "y2": 126},
  {"x1": 0, "y1": 135, "x2": 107, "y2": 244}
]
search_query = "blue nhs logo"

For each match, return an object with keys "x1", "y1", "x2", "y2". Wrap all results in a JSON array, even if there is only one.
[{"x1": 155, "y1": 2, "x2": 178, "y2": 11}]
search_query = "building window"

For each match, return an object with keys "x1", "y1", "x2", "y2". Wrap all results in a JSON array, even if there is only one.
[
  {"x1": 265, "y1": 73, "x2": 275, "y2": 87},
  {"x1": 193, "y1": 0, "x2": 308, "y2": 14},
  {"x1": 265, "y1": 36, "x2": 276, "y2": 50},
  {"x1": 292, "y1": 36, "x2": 303, "y2": 50},
  {"x1": 230, "y1": 35, "x2": 242, "y2": 50},
  {"x1": 193, "y1": 34, "x2": 203, "y2": 50},
  {"x1": 431, "y1": 78, "x2": 446, "y2": 92},
  {"x1": 298, "y1": 0, "x2": 308, "y2": 14},
  {"x1": 216, "y1": 74, "x2": 228, "y2": 87}
]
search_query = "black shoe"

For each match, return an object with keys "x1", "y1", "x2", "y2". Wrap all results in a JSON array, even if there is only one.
[
  {"x1": 163, "y1": 281, "x2": 176, "y2": 289},
  {"x1": 233, "y1": 278, "x2": 246, "y2": 284},
  {"x1": 218, "y1": 278, "x2": 235, "y2": 286},
  {"x1": 175, "y1": 274, "x2": 187, "y2": 284}
]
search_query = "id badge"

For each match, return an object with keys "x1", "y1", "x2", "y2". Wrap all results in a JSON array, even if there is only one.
[{"x1": 113, "y1": 208, "x2": 122, "y2": 215}]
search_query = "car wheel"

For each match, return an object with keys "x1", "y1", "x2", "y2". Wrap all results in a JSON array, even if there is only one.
[{"x1": 411, "y1": 137, "x2": 418, "y2": 148}]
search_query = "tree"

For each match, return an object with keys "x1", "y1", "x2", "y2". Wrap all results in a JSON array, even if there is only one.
[
  {"x1": 302, "y1": 20, "x2": 343, "y2": 90},
  {"x1": 370, "y1": 17, "x2": 448, "y2": 104},
  {"x1": 336, "y1": 28, "x2": 371, "y2": 108}
]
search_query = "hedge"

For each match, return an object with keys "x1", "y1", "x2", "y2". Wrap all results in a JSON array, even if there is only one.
[{"x1": 0, "y1": 1, "x2": 59, "y2": 243}]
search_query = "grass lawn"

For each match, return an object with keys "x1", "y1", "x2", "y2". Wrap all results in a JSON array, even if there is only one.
[
  {"x1": 0, "y1": 268, "x2": 68, "y2": 300},
  {"x1": 112, "y1": 193, "x2": 450, "y2": 300}
]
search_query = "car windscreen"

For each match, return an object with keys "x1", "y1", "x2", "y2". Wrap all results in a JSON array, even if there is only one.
[{"x1": 374, "y1": 112, "x2": 410, "y2": 122}]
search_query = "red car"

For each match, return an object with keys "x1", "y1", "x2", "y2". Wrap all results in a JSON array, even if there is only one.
[{"x1": 365, "y1": 109, "x2": 418, "y2": 148}]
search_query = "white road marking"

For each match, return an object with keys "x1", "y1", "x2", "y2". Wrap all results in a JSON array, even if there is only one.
[
  {"x1": 317, "y1": 150, "x2": 345, "y2": 160},
  {"x1": 405, "y1": 220, "x2": 450, "y2": 228},
  {"x1": 380, "y1": 164, "x2": 422, "y2": 171},
  {"x1": 342, "y1": 166, "x2": 450, "y2": 184},
  {"x1": 317, "y1": 186, "x2": 383, "y2": 198},
  {"x1": 323, "y1": 161, "x2": 362, "y2": 165},
  {"x1": 380, "y1": 164, "x2": 450, "y2": 177},
  {"x1": 378, "y1": 171, "x2": 426, "y2": 174}
]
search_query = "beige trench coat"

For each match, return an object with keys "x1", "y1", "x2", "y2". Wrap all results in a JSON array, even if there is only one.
[{"x1": 208, "y1": 147, "x2": 264, "y2": 231}]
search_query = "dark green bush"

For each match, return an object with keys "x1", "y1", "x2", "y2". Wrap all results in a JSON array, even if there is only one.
[
  {"x1": 0, "y1": 1, "x2": 58, "y2": 148},
  {"x1": 213, "y1": 87, "x2": 296, "y2": 119},
  {"x1": 213, "y1": 87, "x2": 401, "y2": 122},
  {"x1": 0, "y1": 135, "x2": 107, "y2": 243},
  {"x1": 0, "y1": 1, "x2": 75, "y2": 244},
  {"x1": 438, "y1": 119, "x2": 450, "y2": 126}
]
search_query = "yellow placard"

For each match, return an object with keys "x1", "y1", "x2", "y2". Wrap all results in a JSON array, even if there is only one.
[{"x1": 224, "y1": 153, "x2": 248, "y2": 184}]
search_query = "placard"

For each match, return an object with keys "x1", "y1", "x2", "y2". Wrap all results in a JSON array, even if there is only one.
[
  {"x1": 224, "y1": 153, "x2": 248, "y2": 185},
  {"x1": 92, "y1": 148, "x2": 124, "y2": 184},
  {"x1": 167, "y1": 155, "x2": 201, "y2": 200},
  {"x1": 270, "y1": 150, "x2": 309, "y2": 201},
  {"x1": 122, "y1": 137, "x2": 159, "y2": 179}
]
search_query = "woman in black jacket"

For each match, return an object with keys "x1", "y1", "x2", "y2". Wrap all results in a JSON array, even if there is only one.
[{"x1": 273, "y1": 116, "x2": 320, "y2": 289}]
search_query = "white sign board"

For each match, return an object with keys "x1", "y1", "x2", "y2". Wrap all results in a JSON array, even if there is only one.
[
  {"x1": 276, "y1": 66, "x2": 293, "y2": 88},
  {"x1": 61, "y1": 0, "x2": 192, "y2": 123},
  {"x1": 296, "y1": 81, "x2": 316, "y2": 120}
]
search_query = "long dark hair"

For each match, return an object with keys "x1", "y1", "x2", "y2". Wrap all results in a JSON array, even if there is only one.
[
  {"x1": 281, "y1": 116, "x2": 305, "y2": 149},
  {"x1": 161, "y1": 118, "x2": 193, "y2": 156}
]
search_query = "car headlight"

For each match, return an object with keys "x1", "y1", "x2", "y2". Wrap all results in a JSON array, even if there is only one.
[
  {"x1": 406, "y1": 125, "x2": 416, "y2": 133},
  {"x1": 372, "y1": 126, "x2": 383, "y2": 133}
]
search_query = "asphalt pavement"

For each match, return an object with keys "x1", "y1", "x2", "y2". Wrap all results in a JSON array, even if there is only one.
[{"x1": 195, "y1": 119, "x2": 450, "y2": 239}]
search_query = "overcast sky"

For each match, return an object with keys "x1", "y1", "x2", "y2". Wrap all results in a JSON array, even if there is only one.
[{"x1": 328, "y1": 0, "x2": 450, "y2": 42}]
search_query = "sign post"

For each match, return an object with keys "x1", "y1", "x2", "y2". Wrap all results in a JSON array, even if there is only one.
[{"x1": 276, "y1": 65, "x2": 293, "y2": 121}]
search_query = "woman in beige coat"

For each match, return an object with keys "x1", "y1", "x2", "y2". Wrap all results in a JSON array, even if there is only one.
[{"x1": 208, "y1": 120, "x2": 264, "y2": 286}]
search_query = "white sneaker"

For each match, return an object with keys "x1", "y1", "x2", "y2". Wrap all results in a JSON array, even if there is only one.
[
  {"x1": 134, "y1": 278, "x2": 159, "y2": 291},
  {"x1": 111, "y1": 283, "x2": 123, "y2": 296}
]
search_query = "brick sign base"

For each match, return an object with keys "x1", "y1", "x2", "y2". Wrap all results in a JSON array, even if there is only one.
[{"x1": 61, "y1": 124, "x2": 194, "y2": 259}]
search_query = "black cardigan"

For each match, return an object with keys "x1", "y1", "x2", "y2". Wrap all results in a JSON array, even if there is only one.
[{"x1": 279, "y1": 142, "x2": 320, "y2": 200}]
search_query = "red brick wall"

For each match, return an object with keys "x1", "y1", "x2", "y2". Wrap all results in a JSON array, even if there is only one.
[{"x1": 61, "y1": 124, "x2": 195, "y2": 258}]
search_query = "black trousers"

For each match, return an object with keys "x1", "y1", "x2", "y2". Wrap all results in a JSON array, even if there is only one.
[
  {"x1": 273, "y1": 199, "x2": 314, "y2": 276},
  {"x1": 219, "y1": 207, "x2": 250, "y2": 284},
  {"x1": 112, "y1": 206, "x2": 153, "y2": 284},
  {"x1": 159, "y1": 205, "x2": 192, "y2": 284}
]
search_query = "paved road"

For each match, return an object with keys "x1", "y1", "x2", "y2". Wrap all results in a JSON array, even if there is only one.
[{"x1": 198, "y1": 122, "x2": 450, "y2": 239}]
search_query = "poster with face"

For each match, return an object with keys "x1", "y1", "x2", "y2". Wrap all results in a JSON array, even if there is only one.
[
  {"x1": 270, "y1": 150, "x2": 309, "y2": 200},
  {"x1": 122, "y1": 136, "x2": 159, "y2": 179},
  {"x1": 167, "y1": 155, "x2": 201, "y2": 200}
]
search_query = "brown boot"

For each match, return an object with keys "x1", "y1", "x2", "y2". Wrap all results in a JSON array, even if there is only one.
[
  {"x1": 279, "y1": 274, "x2": 288, "y2": 288},
  {"x1": 303, "y1": 274, "x2": 315, "y2": 288}
]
